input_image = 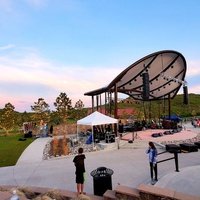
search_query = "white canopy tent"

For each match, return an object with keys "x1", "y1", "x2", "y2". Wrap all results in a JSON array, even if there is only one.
[{"x1": 77, "y1": 111, "x2": 118, "y2": 148}]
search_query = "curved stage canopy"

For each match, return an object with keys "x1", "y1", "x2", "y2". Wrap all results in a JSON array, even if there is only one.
[{"x1": 85, "y1": 50, "x2": 187, "y2": 101}]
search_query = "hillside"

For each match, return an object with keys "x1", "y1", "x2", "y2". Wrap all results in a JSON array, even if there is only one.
[{"x1": 117, "y1": 93, "x2": 200, "y2": 118}]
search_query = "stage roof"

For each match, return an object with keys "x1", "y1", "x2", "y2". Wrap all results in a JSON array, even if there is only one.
[{"x1": 84, "y1": 50, "x2": 187, "y2": 101}]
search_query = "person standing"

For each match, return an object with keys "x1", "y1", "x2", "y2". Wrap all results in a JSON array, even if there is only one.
[
  {"x1": 118, "y1": 120, "x2": 124, "y2": 135},
  {"x1": 49, "y1": 125, "x2": 53, "y2": 136},
  {"x1": 146, "y1": 141, "x2": 158, "y2": 184},
  {"x1": 73, "y1": 147, "x2": 86, "y2": 195}
]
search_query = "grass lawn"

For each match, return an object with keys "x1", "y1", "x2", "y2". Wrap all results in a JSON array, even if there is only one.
[{"x1": 0, "y1": 134, "x2": 35, "y2": 167}]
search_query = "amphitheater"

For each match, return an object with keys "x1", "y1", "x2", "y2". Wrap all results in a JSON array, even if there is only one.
[{"x1": 0, "y1": 122, "x2": 200, "y2": 199}]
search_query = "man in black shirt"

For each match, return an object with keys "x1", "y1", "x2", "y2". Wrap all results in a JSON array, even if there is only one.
[{"x1": 73, "y1": 147, "x2": 86, "y2": 195}]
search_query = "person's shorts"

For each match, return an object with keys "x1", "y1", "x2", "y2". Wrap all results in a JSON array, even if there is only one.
[{"x1": 76, "y1": 172, "x2": 84, "y2": 184}]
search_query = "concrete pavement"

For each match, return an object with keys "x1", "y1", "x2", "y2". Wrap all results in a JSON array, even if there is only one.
[
  {"x1": 0, "y1": 123, "x2": 200, "y2": 197},
  {"x1": 16, "y1": 137, "x2": 51, "y2": 166}
]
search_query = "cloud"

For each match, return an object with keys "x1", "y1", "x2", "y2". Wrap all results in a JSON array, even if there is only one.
[
  {"x1": 0, "y1": 44, "x2": 15, "y2": 51},
  {"x1": 1, "y1": 45, "x2": 199, "y2": 112},
  {"x1": 0, "y1": 0, "x2": 13, "y2": 13},
  {"x1": 0, "y1": 46, "x2": 121, "y2": 112},
  {"x1": 188, "y1": 84, "x2": 200, "y2": 93},
  {"x1": 176, "y1": 59, "x2": 200, "y2": 95},
  {"x1": 186, "y1": 59, "x2": 200, "y2": 77},
  {"x1": 25, "y1": 0, "x2": 48, "y2": 8}
]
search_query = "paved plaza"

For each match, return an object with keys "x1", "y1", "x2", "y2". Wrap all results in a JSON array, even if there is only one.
[{"x1": 0, "y1": 122, "x2": 200, "y2": 197}]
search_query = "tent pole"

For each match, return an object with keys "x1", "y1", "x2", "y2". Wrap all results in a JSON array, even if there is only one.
[
  {"x1": 116, "y1": 122, "x2": 120, "y2": 149},
  {"x1": 92, "y1": 96, "x2": 94, "y2": 112},
  {"x1": 92, "y1": 126, "x2": 94, "y2": 149},
  {"x1": 77, "y1": 125, "x2": 79, "y2": 140}
]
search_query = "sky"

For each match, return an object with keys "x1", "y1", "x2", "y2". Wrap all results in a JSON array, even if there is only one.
[{"x1": 0, "y1": 0, "x2": 200, "y2": 112}]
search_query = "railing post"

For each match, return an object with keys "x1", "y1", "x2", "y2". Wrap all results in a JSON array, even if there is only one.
[{"x1": 174, "y1": 152, "x2": 179, "y2": 172}]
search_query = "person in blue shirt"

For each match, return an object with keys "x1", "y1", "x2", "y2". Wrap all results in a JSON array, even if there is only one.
[{"x1": 146, "y1": 141, "x2": 158, "y2": 184}]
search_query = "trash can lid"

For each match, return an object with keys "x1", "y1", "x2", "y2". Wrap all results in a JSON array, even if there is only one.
[{"x1": 90, "y1": 166, "x2": 114, "y2": 177}]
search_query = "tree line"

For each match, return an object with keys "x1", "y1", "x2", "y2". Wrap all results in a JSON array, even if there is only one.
[
  {"x1": 1, "y1": 92, "x2": 200, "y2": 135},
  {"x1": 0, "y1": 92, "x2": 87, "y2": 135}
]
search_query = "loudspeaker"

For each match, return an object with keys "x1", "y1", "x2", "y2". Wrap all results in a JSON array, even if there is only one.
[
  {"x1": 142, "y1": 72, "x2": 149, "y2": 100},
  {"x1": 19, "y1": 138, "x2": 27, "y2": 141},
  {"x1": 166, "y1": 144, "x2": 181, "y2": 153},
  {"x1": 183, "y1": 85, "x2": 188, "y2": 105},
  {"x1": 194, "y1": 142, "x2": 200, "y2": 149},
  {"x1": 180, "y1": 143, "x2": 198, "y2": 152},
  {"x1": 105, "y1": 134, "x2": 115, "y2": 143},
  {"x1": 24, "y1": 131, "x2": 32, "y2": 138}
]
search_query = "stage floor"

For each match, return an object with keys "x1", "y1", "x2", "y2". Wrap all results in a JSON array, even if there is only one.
[{"x1": 121, "y1": 128, "x2": 198, "y2": 142}]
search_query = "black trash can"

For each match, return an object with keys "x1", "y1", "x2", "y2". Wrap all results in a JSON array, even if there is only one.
[{"x1": 90, "y1": 167, "x2": 114, "y2": 196}]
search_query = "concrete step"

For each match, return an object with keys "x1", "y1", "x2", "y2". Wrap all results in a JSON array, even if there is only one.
[
  {"x1": 115, "y1": 185, "x2": 140, "y2": 200},
  {"x1": 0, "y1": 191, "x2": 28, "y2": 200},
  {"x1": 103, "y1": 190, "x2": 116, "y2": 200},
  {"x1": 0, "y1": 185, "x2": 103, "y2": 200}
]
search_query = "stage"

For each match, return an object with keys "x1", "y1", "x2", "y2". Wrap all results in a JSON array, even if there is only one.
[{"x1": 121, "y1": 128, "x2": 198, "y2": 143}]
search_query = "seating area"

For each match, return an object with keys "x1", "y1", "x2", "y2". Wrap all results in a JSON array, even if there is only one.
[
  {"x1": 104, "y1": 184, "x2": 200, "y2": 200},
  {"x1": 1, "y1": 122, "x2": 200, "y2": 199},
  {"x1": 2, "y1": 183, "x2": 200, "y2": 200}
]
